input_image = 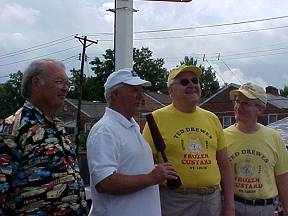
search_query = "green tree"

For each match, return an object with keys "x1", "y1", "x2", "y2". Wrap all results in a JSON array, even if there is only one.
[
  {"x1": 67, "y1": 68, "x2": 81, "y2": 99},
  {"x1": 0, "y1": 71, "x2": 24, "y2": 118},
  {"x1": 180, "y1": 56, "x2": 198, "y2": 66},
  {"x1": 199, "y1": 66, "x2": 220, "y2": 99},
  {"x1": 89, "y1": 49, "x2": 114, "y2": 101},
  {"x1": 179, "y1": 56, "x2": 220, "y2": 99},
  {"x1": 280, "y1": 85, "x2": 288, "y2": 97},
  {"x1": 133, "y1": 47, "x2": 168, "y2": 92},
  {"x1": 80, "y1": 47, "x2": 169, "y2": 101}
]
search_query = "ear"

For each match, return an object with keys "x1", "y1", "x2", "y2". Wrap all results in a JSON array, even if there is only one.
[
  {"x1": 32, "y1": 76, "x2": 42, "y2": 88},
  {"x1": 257, "y1": 106, "x2": 265, "y2": 115},
  {"x1": 110, "y1": 89, "x2": 119, "y2": 100},
  {"x1": 168, "y1": 86, "x2": 174, "y2": 98}
]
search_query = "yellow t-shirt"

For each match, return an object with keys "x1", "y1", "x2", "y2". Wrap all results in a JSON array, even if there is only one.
[
  {"x1": 224, "y1": 124, "x2": 288, "y2": 199},
  {"x1": 142, "y1": 104, "x2": 226, "y2": 188}
]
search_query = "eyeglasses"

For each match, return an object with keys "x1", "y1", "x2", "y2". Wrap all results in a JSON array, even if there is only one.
[
  {"x1": 176, "y1": 77, "x2": 199, "y2": 86},
  {"x1": 39, "y1": 75, "x2": 70, "y2": 88},
  {"x1": 53, "y1": 80, "x2": 71, "y2": 88}
]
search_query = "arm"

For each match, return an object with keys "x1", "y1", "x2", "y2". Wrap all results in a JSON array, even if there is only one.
[
  {"x1": 276, "y1": 173, "x2": 288, "y2": 214},
  {"x1": 217, "y1": 148, "x2": 235, "y2": 216},
  {"x1": 87, "y1": 127, "x2": 178, "y2": 195},
  {"x1": 0, "y1": 121, "x2": 19, "y2": 215},
  {"x1": 96, "y1": 162, "x2": 177, "y2": 194}
]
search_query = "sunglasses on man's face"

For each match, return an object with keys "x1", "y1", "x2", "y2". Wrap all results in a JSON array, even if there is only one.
[{"x1": 177, "y1": 77, "x2": 199, "y2": 86}]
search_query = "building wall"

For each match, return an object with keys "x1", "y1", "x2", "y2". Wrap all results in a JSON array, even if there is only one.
[{"x1": 201, "y1": 85, "x2": 288, "y2": 127}]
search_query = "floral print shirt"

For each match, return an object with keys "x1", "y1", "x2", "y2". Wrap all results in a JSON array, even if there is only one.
[{"x1": 0, "y1": 101, "x2": 87, "y2": 216}]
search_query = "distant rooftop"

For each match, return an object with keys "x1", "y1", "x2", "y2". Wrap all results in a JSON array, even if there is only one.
[{"x1": 268, "y1": 117, "x2": 288, "y2": 146}]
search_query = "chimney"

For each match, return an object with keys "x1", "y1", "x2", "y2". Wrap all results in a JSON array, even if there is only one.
[{"x1": 266, "y1": 86, "x2": 279, "y2": 96}]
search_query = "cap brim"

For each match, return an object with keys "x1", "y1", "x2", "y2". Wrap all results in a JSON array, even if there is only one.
[
  {"x1": 179, "y1": 66, "x2": 202, "y2": 77},
  {"x1": 230, "y1": 89, "x2": 257, "y2": 99},
  {"x1": 124, "y1": 77, "x2": 151, "y2": 87}
]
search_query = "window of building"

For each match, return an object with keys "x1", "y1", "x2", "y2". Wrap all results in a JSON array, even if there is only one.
[
  {"x1": 85, "y1": 122, "x2": 92, "y2": 133},
  {"x1": 223, "y1": 116, "x2": 232, "y2": 128},
  {"x1": 268, "y1": 114, "x2": 277, "y2": 124}
]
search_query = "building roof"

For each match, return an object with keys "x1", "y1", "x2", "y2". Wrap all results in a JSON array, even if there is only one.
[
  {"x1": 268, "y1": 117, "x2": 288, "y2": 146},
  {"x1": 66, "y1": 98, "x2": 106, "y2": 119},
  {"x1": 144, "y1": 91, "x2": 171, "y2": 106},
  {"x1": 200, "y1": 83, "x2": 288, "y2": 108},
  {"x1": 199, "y1": 83, "x2": 239, "y2": 106},
  {"x1": 267, "y1": 94, "x2": 288, "y2": 109}
]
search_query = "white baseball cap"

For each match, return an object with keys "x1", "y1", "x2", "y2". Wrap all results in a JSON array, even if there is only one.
[{"x1": 104, "y1": 68, "x2": 151, "y2": 91}]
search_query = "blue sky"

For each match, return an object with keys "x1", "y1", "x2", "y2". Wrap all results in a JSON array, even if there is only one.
[{"x1": 0, "y1": 0, "x2": 288, "y2": 90}]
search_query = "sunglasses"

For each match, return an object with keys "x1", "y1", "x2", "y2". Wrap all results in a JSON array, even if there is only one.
[{"x1": 177, "y1": 77, "x2": 199, "y2": 86}]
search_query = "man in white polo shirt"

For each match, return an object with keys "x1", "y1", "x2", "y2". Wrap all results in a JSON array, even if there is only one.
[{"x1": 87, "y1": 68, "x2": 178, "y2": 216}]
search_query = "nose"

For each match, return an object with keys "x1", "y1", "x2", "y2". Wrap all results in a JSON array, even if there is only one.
[
  {"x1": 136, "y1": 91, "x2": 143, "y2": 99},
  {"x1": 62, "y1": 83, "x2": 70, "y2": 92}
]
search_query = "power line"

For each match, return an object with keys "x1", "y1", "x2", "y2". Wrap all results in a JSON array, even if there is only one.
[
  {"x1": 0, "y1": 38, "x2": 74, "y2": 60},
  {"x1": 134, "y1": 25, "x2": 288, "y2": 41},
  {"x1": 0, "y1": 45, "x2": 81, "y2": 67},
  {"x1": 2, "y1": 15, "x2": 287, "y2": 61},
  {"x1": 204, "y1": 59, "x2": 227, "y2": 84},
  {"x1": 0, "y1": 75, "x2": 10, "y2": 79},
  {"x1": 134, "y1": 15, "x2": 288, "y2": 34},
  {"x1": 220, "y1": 46, "x2": 288, "y2": 58},
  {"x1": 220, "y1": 58, "x2": 243, "y2": 84},
  {"x1": 0, "y1": 35, "x2": 74, "y2": 58},
  {"x1": 209, "y1": 50, "x2": 288, "y2": 61},
  {"x1": 137, "y1": 43, "x2": 288, "y2": 65},
  {"x1": 61, "y1": 55, "x2": 78, "y2": 62}
]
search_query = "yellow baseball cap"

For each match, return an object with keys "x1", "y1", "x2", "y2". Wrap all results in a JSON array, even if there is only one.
[
  {"x1": 230, "y1": 82, "x2": 267, "y2": 104},
  {"x1": 168, "y1": 65, "x2": 202, "y2": 83}
]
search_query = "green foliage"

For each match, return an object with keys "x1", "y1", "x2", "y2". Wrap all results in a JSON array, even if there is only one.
[
  {"x1": 133, "y1": 47, "x2": 168, "y2": 93},
  {"x1": 0, "y1": 71, "x2": 24, "y2": 118},
  {"x1": 89, "y1": 49, "x2": 114, "y2": 101},
  {"x1": 67, "y1": 68, "x2": 81, "y2": 99},
  {"x1": 78, "y1": 132, "x2": 89, "y2": 151},
  {"x1": 179, "y1": 56, "x2": 220, "y2": 99},
  {"x1": 180, "y1": 56, "x2": 198, "y2": 66},
  {"x1": 280, "y1": 85, "x2": 288, "y2": 97},
  {"x1": 199, "y1": 66, "x2": 220, "y2": 99},
  {"x1": 68, "y1": 47, "x2": 169, "y2": 101}
]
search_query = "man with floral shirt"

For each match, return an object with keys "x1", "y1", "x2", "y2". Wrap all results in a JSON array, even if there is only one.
[{"x1": 0, "y1": 59, "x2": 87, "y2": 215}]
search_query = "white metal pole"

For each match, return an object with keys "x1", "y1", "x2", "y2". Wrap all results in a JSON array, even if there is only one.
[{"x1": 115, "y1": 0, "x2": 134, "y2": 71}]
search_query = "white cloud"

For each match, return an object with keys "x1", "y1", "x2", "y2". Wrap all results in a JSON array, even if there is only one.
[
  {"x1": 0, "y1": 3, "x2": 39, "y2": 26},
  {"x1": 0, "y1": 0, "x2": 287, "y2": 90},
  {"x1": 221, "y1": 68, "x2": 268, "y2": 88}
]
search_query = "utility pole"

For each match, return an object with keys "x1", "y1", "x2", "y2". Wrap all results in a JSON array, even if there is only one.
[
  {"x1": 74, "y1": 35, "x2": 98, "y2": 155},
  {"x1": 114, "y1": 0, "x2": 137, "y2": 71}
]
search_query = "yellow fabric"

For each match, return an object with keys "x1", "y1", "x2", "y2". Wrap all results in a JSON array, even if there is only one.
[
  {"x1": 168, "y1": 65, "x2": 202, "y2": 82},
  {"x1": 224, "y1": 124, "x2": 288, "y2": 199},
  {"x1": 143, "y1": 104, "x2": 226, "y2": 188}
]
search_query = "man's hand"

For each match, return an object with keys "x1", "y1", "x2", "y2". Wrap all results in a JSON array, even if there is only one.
[{"x1": 148, "y1": 162, "x2": 178, "y2": 185}]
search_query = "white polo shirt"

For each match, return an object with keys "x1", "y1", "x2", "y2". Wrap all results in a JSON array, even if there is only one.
[{"x1": 87, "y1": 107, "x2": 161, "y2": 216}]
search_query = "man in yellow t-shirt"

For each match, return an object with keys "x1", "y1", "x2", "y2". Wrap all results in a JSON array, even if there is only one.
[
  {"x1": 143, "y1": 65, "x2": 235, "y2": 216},
  {"x1": 224, "y1": 82, "x2": 288, "y2": 216}
]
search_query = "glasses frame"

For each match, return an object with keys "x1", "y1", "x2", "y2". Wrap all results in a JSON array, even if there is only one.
[
  {"x1": 38, "y1": 75, "x2": 70, "y2": 88},
  {"x1": 176, "y1": 77, "x2": 199, "y2": 86}
]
